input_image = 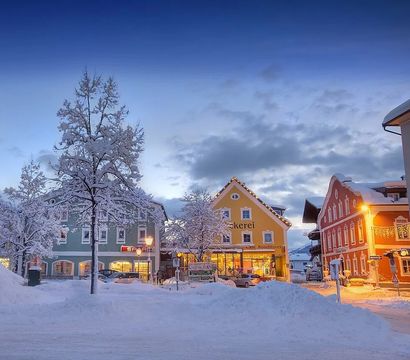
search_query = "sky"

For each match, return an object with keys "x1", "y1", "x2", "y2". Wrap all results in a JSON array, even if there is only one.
[{"x1": 1, "y1": 0, "x2": 410, "y2": 249}]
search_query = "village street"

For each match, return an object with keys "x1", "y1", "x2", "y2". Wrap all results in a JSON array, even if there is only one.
[{"x1": 302, "y1": 283, "x2": 410, "y2": 335}]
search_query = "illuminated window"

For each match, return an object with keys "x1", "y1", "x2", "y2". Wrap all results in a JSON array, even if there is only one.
[
  {"x1": 395, "y1": 216, "x2": 410, "y2": 240},
  {"x1": 117, "y1": 227, "x2": 126, "y2": 244},
  {"x1": 53, "y1": 260, "x2": 73, "y2": 276},
  {"x1": 241, "y1": 208, "x2": 252, "y2": 220},
  {"x1": 402, "y1": 258, "x2": 410, "y2": 275},
  {"x1": 358, "y1": 220, "x2": 364, "y2": 243},
  {"x1": 353, "y1": 257, "x2": 358, "y2": 275},
  {"x1": 346, "y1": 257, "x2": 351, "y2": 271},
  {"x1": 360, "y1": 254, "x2": 367, "y2": 274}
]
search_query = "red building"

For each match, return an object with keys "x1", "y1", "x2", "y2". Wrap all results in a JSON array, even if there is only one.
[{"x1": 318, "y1": 174, "x2": 410, "y2": 284}]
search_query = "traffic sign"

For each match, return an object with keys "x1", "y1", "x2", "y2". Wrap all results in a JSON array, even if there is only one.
[{"x1": 369, "y1": 255, "x2": 382, "y2": 261}]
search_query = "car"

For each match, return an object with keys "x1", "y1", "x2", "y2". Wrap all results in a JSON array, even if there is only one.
[
  {"x1": 306, "y1": 268, "x2": 322, "y2": 281},
  {"x1": 233, "y1": 274, "x2": 262, "y2": 288},
  {"x1": 84, "y1": 273, "x2": 107, "y2": 281},
  {"x1": 106, "y1": 272, "x2": 140, "y2": 284},
  {"x1": 99, "y1": 269, "x2": 118, "y2": 277}
]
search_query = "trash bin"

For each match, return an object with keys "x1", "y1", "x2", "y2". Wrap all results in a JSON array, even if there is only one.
[{"x1": 28, "y1": 266, "x2": 41, "y2": 286}]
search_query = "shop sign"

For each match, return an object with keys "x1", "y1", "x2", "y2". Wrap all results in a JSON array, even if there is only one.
[
  {"x1": 231, "y1": 222, "x2": 255, "y2": 230},
  {"x1": 121, "y1": 245, "x2": 145, "y2": 252},
  {"x1": 369, "y1": 255, "x2": 382, "y2": 261},
  {"x1": 188, "y1": 262, "x2": 216, "y2": 271}
]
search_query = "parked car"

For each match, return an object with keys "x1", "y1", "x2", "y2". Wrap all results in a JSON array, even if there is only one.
[
  {"x1": 84, "y1": 273, "x2": 107, "y2": 281},
  {"x1": 99, "y1": 269, "x2": 118, "y2": 277},
  {"x1": 107, "y1": 272, "x2": 140, "y2": 284},
  {"x1": 234, "y1": 274, "x2": 262, "y2": 288},
  {"x1": 306, "y1": 268, "x2": 322, "y2": 281}
]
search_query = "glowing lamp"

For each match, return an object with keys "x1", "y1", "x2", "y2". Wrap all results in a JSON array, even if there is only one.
[
  {"x1": 400, "y1": 249, "x2": 409, "y2": 257},
  {"x1": 145, "y1": 236, "x2": 153, "y2": 247},
  {"x1": 360, "y1": 204, "x2": 369, "y2": 212},
  {"x1": 177, "y1": 252, "x2": 183, "y2": 258}
]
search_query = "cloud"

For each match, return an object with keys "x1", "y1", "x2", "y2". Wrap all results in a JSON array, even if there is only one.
[
  {"x1": 259, "y1": 64, "x2": 281, "y2": 82},
  {"x1": 36, "y1": 150, "x2": 58, "y2": 171},
  {"x1": 254, "y1": 91, "x2": 279, "y2": 111},
  {"x1": 7, "y1": 146, "x2": 24, "y2": 158},
  {"x1": 156, "y1": 197, "x2": 184, "y2": 218}
]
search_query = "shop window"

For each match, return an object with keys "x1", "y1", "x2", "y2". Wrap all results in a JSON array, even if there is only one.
[
  {"x1": 138, "y1": 227, "x2": 147, "y2": 244},
  {"x1": 117, "y1": 227, "x2": 126, "y2": 244},
  {"x1": 242, "y1": 232, "x2": 252, "y2": 244},
  {"x1": 395, "y1": 216, "x2": 410, "y2": 240},
  {"x1": 53, "y1": 260, "x2": 73, "y2": 276},
  {"x1": 82, "y1": 227, "x2": 90, "y2": 244},
  {"x1": 222, "y1": 208, "x2": 231, "y2": 220},
  {"x1": 241, "y1": 208, "x2": 252, "y2": 220},
  {"x1": 79, "y1": 261, "x2": 104, "y2": 277},
  {"x1": 402, "y1": 258, "x2": 410, "y2": 275},
  {"x1": 110, "y1": 261, "x2": 132, "y2": 273},
  {"x1": 99, "y1": 226, "x2": 108, "y2": 244},
  {"x1": 263, "y1": 231, "x2": 273, "y2": 244}
]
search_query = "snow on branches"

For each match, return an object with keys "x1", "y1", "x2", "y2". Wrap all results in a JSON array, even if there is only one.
[
  {"x1": 166, "y1": 189, "x2": 230, "y2": 262},
  {"x1": 0, "y1": 161, "x2": 60, "y2": 276},
  {"x1": 54, "y1": 71, "x2": 153, "y2": 294}
]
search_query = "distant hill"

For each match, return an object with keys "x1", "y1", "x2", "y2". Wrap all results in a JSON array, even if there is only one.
[{"x1": 290, "y1": 244, "x2": 311, "y2": 255}]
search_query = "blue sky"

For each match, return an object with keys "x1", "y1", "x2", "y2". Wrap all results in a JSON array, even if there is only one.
[{"x1": 1, "y1": 0, "x2": 410, "y2": 248}]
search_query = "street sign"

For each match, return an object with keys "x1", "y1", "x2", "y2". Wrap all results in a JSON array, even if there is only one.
[
  {"x1": 369, "y1": 255, "x2": 382, "y2": 261},
  {"x1": 172, "y1": 258, "x2": 180, "y2": 268}
]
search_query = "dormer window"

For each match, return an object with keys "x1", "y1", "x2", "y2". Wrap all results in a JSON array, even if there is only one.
[{"x1": 388, "y1": 193, "x2": 400, "y2": 202}]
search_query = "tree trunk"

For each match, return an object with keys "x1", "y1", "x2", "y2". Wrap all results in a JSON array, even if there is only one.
[{"x1": 90, "y1": 204, "x2": 98, "y2": 294}]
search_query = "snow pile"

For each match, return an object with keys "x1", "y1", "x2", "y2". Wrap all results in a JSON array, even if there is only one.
[{"x1": 0, "y1": 263, "x2": 28, "y2": 304}]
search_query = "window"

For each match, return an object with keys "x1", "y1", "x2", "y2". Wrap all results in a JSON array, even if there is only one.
[
  {"x1": 343, "y1": 225, "x2": 349, "y2": 245},
  {"x1": 99, "y1": 209, "x2": 108, "y2": 221},
  {"x1": 395, "y1": 216, "x2": 410, "y2": 240},
  {"x1": 346, "y1": 257, "x2": 351, "y2": 271},
  {"x1": 335, "y1": 189, "x2": 338, "y2": 199},
  {"x1": 332, "y1": 204, "x2": 337, "y2": 221},
  {"x1": 324, "y1": 216, "x2": 327, "y2": 224},
  {"x1": 353, "y1": 199, "x2": 357, "y2": 209},
  {"x1": 222, "y1": 208, "x2": 231, "y2": 220},
  {"x1": 263, "y1": 231, "x2": 274, "y2": 244},
  {"x1": 82, "y1": 227, "x2": 90, "y2": 244},
  {"x1": 345, "y1": 197, "x2": 350, "y2": 215},
  {"x1": 388, "y1": 193, "x2": 400, "y2": 202},
  {"x1": 242, "y1": 232, "x2": 252, "y2": 244},
  {"x1": 350, "y1": 223, "x2": 356, "y2": 244},
  {"x1": 231, "y1": 193, "x2": 240, "y2": 200},
  {"x1": 222, "y1": 233, "x2": 231, "y2": 244},
  {"x1": 332, "y1": 230, "x2": 336, "y2": 249},
  {"x1": 139, "y1": 209, "x2": 147, "y2": 221},
  {"x1": 53, "y1": 260, "x2": 73, "y2": 276},
  {"x1": 323, "y1": 237, "x2": 326, "y2": 253},
  {"x1": 60, "y1": 209, "x2": 68, "y2": 222},
  {"x1": 241, "y1": 208, "x2": 252, "y2": 220},
  {"x1": 338, "y1": 201, "x2": 343, "y2": 218},
  {"x1": 337, "y1": 228, "x2": 342, "y2": 247},
  {"x1": 59, "y1": 227, "x2": 68, "y2": 245},
  {"x1": 328, "y1": 208, "x2": 332, "y2": 223},
  {"x1": 138, "y1": 227, "x2": 146, "y2": 244},
  {"x1": 327, "y1": 233, "x2": 332, "y2": 251},
  {"x1": 402, "y1": 258, "x2": 410, "y2": 275},
  {"x1": 99, "y1": 226, "x2": 108, "y2": 244},
  {"x1": 360, "y1": 254, "x2": 367, "y2": 274},
  {"x1": 358, "y1": 220, "x2": 364, "y2": 243},
  {"x1": 353, "y1": 257, "x2": 358, "y2": 275},
  {"x1": 116, "y1": 227, "x2": 126, "y2": 244}
]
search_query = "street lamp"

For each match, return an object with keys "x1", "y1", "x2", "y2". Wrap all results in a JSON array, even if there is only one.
[
  {"x1": 145, "y1": 236, "x2": 154, "y2": 284},
  {"x1": 136, "y1": 248, "x2": 142, "y2": 277}
]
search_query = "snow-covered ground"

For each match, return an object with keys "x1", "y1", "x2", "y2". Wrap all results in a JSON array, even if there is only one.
[{"x1": 1, "y1": 265, "x2": 410, "y2": 360}]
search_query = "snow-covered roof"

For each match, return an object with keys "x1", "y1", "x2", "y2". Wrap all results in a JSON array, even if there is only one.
[
  {"x1": 383, "y1": 99, "x2": 410, "y2": 127},
  {"x1": 333, "y1": 174, "x2": 408, "y2": 205},
  {"x1": 289, "y1": 253, "x2": 311, "y2": 261}
]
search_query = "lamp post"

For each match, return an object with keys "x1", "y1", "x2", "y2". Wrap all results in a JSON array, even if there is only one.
[
  {"x1": 145, "y1": 236, "x2": 154, "y2": 284},
  {"x1": 136, "y1": 248, "x2": 142, "y2": 278}
]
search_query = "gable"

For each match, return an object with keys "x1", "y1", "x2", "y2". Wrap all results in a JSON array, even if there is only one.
[{"x1": 213, "y1": 177, "x2": 291, "y2": 230}]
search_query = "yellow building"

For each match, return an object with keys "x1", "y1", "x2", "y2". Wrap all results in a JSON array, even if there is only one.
[{"x1": 210, "y1": 177, "x2": 292, "y2": 281}]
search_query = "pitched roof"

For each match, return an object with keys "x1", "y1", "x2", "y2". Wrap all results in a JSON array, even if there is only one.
[{"x1": 213, "y1": 177, "x2": 292, "y2": 227}]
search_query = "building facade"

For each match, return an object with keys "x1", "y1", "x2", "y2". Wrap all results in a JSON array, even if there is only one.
[
  {"x1": 31, "y1": 202, "x2": 167, "y2": 280},
  {"x1": 318, "y1": 174, "x2": 410, "y2": 283}
]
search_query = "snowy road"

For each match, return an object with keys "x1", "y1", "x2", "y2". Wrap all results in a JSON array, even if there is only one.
[{"x1": 1, "y1": 280, "x2": 410, "y2": 360}]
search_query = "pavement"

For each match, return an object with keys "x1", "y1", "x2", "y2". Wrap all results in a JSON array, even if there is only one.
[{"x1": 301, "y1": 282, "x2": 410, "y2": 335}]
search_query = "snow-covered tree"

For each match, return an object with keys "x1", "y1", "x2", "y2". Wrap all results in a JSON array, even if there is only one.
[
  {"x1": 54, "y1": 71, "x2": 152, "y2": 294},
  {"x1": 165, "y1": 189, "x2": 230, "y2": 262},
  {"x1": 0, "y1": 161, "x2": 60, "y2": 276}
]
